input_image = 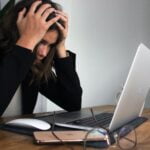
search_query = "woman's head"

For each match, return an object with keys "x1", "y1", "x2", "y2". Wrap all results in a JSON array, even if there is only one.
[
  {"x1": 35, "y1": 30, "x2": 59, "y2": 62},
  {"x1": 0, "y1": 0, "x2": 65, "y2": 83}
]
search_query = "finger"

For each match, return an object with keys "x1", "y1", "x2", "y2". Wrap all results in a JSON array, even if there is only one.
[
  {"x1": 56, "y1": 12, "x2": 68, "y2": 29},
  {"x1": 28, "y1": 0, "x2": 42, "y2": 14},
  {"x1": 55, "y1": 10, "x2": 68, "y2": 19},
  {"x1": 47, "y1": 15, "x2": 61, "y2": 27},
  {"x1": 36, "y1": 4, "x2": 51, "y2": 16},
  {"x1": 56, "y1": 22, "x2": 64, "y2": 31},
  {"x1": 58, "y1": 15, "x2": 68, "y2": 29},
  {"x1": 59, "y1": 15, "x2": 67, "y2": 22},
  {"x1": 42, "y1": 8, "x2": 55, "y2": 21},
  {"x1": 17, "y1": 8, "x2": 26, "y2": 23}
]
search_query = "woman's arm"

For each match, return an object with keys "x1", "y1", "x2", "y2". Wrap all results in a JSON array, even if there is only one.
[
  {"x1": 0, "y1": 45, "x2": 35, "y2": 115},
  {"x1": 39, "y1": 51, "x2": 82, "y2": 111}
]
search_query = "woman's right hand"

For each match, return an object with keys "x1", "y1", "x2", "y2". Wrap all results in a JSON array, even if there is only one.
[{"x1": 16, "y1": 1, "x2": 60, "y2": 51}]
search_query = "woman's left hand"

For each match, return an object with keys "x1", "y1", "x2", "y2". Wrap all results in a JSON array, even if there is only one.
[{"x1": 55, "y1": 11, "x2": 69, "y2": 58}]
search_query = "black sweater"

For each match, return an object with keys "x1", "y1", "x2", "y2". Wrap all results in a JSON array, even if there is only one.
[{"x1": 0, "y1": 45, "x2": 82, "y2": 115}]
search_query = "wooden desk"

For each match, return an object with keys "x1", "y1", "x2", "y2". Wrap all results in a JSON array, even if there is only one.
[{"x1": 0, "y1": 105, "x2": 150, "y2": 150}]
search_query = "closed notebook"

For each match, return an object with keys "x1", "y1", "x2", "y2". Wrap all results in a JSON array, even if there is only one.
[{"x1": 33, "y1": 130, "x2": 105, "y2": 144}]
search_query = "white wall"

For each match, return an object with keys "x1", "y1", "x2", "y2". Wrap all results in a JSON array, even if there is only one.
[
  {"x1": 44, "y1": 0, "x2": 150, "y2": 112},
  {"x1": 0, "y1": 0, "x2": 7, "y2": 8}
]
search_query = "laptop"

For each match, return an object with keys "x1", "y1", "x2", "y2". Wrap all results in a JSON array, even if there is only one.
[{"x1": 38, "y1": 43, "x2": 149, "y2": 133}]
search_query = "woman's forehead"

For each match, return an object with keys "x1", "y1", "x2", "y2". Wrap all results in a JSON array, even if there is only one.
[{"x1": 43, "y1": 30, "x2": 58, "y2": 45}]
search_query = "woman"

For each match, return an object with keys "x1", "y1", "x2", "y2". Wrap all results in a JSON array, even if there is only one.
[{"x1": 0, "y1": 0, "x2": 82, "y2": 116}]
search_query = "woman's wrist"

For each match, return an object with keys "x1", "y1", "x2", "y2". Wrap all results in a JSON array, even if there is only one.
[
  {"x1": 56, "y1": 45, "x2": 68, "y2": 58},
  {"x1": 16, "y1": 37, "x2": 37, "y2": 51}
]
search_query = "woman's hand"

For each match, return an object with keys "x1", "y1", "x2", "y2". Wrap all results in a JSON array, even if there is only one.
[
  {"x1": 55, "y1": 11, "x2": 69, "y2": 58},
  {"x1": 16, "y1": 1, "x2": 60, "y2": 51}
]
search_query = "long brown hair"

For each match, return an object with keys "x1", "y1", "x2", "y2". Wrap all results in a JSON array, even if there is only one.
[
  {"x1": 0, "y1": 0, "x2": 64, "y2": 84},
  {"x1": 31, "y1": 32, "x2": 62, "y2": 84}
]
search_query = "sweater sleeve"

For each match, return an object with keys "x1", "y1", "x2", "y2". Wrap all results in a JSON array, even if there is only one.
[
  {"x1": 39, "y1": 51, "x2": 82, "y2": 112},
  {"x1": 0, "y1": 45, "x2": 35, "y2": 115}
]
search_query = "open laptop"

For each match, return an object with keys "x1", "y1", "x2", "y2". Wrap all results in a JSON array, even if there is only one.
[{"x1": 40, "y1": 43, "x2": 149, "y2": 133}]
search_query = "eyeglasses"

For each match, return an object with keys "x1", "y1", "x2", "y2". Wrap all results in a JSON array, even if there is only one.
[
  {"x1": 113, "y1": 125, "x2": 137, "y2": 149},
  {"x1": 51, "y1": 109, "x2": 137, "y2": 150},
  {"x1": 51, "y1": 111, "x2": 74, "y2": 150},
  {"x1": 83, "y1": 108, "x2": 137, "y2": 150}
]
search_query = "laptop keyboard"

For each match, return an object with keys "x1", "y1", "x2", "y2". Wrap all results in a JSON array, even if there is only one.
[
  {"x1": 68, "y1": 112, "x2": 113, "y2": 128},
  {"x1": 68, "y1": 112, "x2": 147, "y2": 130}
]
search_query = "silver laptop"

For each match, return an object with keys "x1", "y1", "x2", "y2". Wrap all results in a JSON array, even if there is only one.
[
  {"x1": 50, "y1": 43, "x2": 150, "y2": 132},
  {"x1": 109, "y1": 43, "x2": 150, "y2": 131}
]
